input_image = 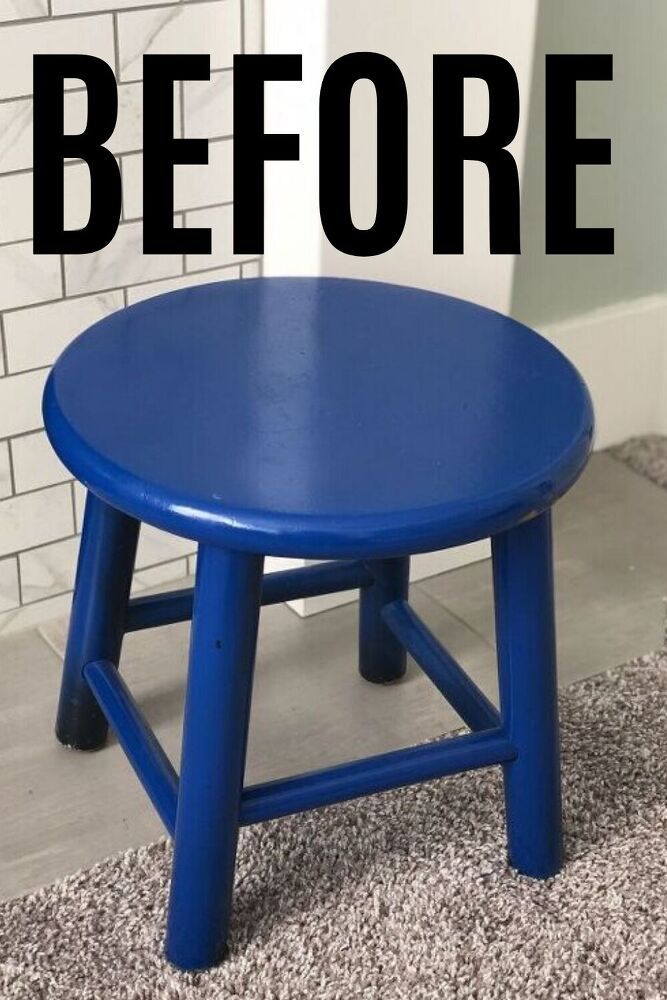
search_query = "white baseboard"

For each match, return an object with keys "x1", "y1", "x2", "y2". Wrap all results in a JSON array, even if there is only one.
[
  {"x1": 286, "y1": 541, "x2": 491, "y2": 617},
  {"x1": 539, "y1": 293, "x2": 667, "y2": 449}
]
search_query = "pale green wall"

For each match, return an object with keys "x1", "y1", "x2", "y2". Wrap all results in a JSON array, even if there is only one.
[{"x1": 512, "y1": 0, "x2": 667, "y2": 326}]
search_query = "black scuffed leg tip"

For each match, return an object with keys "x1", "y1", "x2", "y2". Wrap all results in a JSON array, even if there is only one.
[
  {"x1": 359, "y1": 667, "x2": 407, "y2": 685},
  {"x1": 55, "y1": 725, "x2": 108, "y2": 752}
]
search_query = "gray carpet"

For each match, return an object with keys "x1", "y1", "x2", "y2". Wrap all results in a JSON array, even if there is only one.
[
  {"x1": 610, "y1": 434, "x2": 667, "y2": 488},
  {"x1": 2, "y1": 652, "x2": 667, "y2": 999}
]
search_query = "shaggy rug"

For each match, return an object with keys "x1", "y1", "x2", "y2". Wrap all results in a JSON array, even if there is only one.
[
  {"x1": 610, "y1": 434, "x2": 667, "y2": 489},
  {"x1": 2, "y1": 652, "x2": 667, "y2": 999}
]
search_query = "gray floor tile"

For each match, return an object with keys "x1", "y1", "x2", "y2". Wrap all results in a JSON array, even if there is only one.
[{"x1": 420, "y1": 453, "x2": 667, "y2": 682}]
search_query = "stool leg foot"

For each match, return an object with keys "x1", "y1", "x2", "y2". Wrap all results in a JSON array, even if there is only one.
[
  {"x1": 358, "y1": 557, "x2": 410, "y2": 683},
  {"x1": 166, "y1": 546, "x2": 264, "y2": 971},
  {"x1": 56, "y1": 492, "x2": 139, "y2": 751},
  {"x1": 492, "y1": 510, "x2": 563, "y2": 879}
]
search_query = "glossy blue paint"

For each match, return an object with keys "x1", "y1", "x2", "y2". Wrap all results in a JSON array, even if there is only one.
[
  {"x1": 43, "y1": 277, "x2": 593, "y2": 560},
  {"x1": 125, "y1": 586, "x2": 193, "y2": 634},
  {"x1": 166, "y1": 546, "x2": 263, "y2": 971},
  {"x1": 359, "y1": 557, "x2": 409, "y2": 682},
  {"x1": 492, "y1": 510, "x2": 563, "y2": 879},
  {"x1": 83, "y1": 659, "x2": 178, "y2": 834},
  {"x1": 56, "y1": 491, "x2": 138, "y2": 750},
  {"x1": 240, "y1": 728, "x2": 516, "y2": 827},
  {"x1": 43, "y1": 278, "x2": 594, "y2": 970},
  {"x1": 382, "y1": 598, "x2": 500, "y2": 731},
  {"x1": 124, "y1": 559, "x2": 373, "y2": 632}
]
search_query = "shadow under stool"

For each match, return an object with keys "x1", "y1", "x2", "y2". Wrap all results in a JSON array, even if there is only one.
[{"x1": 43, "y1": 276, "x2": 594, "y2": 970}]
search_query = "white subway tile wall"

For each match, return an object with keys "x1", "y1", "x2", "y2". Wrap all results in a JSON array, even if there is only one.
[
  {"x1": 117, "y1": 2, "x2": 239, "y2": 83},
  {"x1": 0, "y1": 0, "x2": 262, "y2": 632},
  {"x1": 0, "y1": 4, "x2": 49, "y2": 26}
]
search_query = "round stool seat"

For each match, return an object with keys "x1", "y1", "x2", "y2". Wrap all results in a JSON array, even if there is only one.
[{"x1": 44, "y1": 277, "x2": 593, "y2": 559}]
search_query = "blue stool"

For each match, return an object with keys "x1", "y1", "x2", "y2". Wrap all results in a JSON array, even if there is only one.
[{"x1": 44, "y1": 277, "x2": 593, "y2": 970}]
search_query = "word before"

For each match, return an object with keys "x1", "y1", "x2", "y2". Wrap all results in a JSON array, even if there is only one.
[{"x1": 32, "y1": 52, "x2": 614, "y2": 258}]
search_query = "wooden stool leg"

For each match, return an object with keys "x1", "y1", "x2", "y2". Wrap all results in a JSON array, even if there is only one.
[
  {"x1": 166, "y1": 546, "x2": 263, "y2": 970},
  {"x1": 358, "y1": 557, "x2": 410, "y2": 683},
  {"x1": 56, "y1": 492, "x2": 139, "y2": 751},
  {"x1": 492, "y1": 510, "x2": 563, "y2": 879}
]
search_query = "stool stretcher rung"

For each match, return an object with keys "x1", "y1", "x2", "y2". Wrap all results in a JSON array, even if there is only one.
[
  {"x1": 83, "y1": 659, "x2": 178, "y2": 835},
  {"x1": 240, "y1": 728, "x2": 515, "y2": 826},
  {"x1": 125, "y1": 559, "x2": 373, "y2": 633},
  {"x1": 382, "y1": 599, "x2": 501, "y2": 732}
]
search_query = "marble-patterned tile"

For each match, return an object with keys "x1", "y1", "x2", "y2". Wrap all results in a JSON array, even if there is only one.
[
  {"x1": 53, "y1": 0, "x2": 177, "y2": 13},
  {"x1": 0, "y1": 242, "x2": 61, "y2": 312},
  {"x1": 132, "y1": 558, "x2": 189, "y2": 594},
  {"x1": 186, "y1": 203, "x2": 256, "y2": 272},
  {"x1": 0, "y1": 590, "x2": 72, "y2": 636},
  {"x1": 0, "y1": 98, "x2": 33, "y2": 173},
  {"x1": 0, "y1": 369, "x2": 48, "y2": 438},
  {"x1": 126, "y1": 264, "x2": 240, "y2": 304},
  {"x1": 65, "y1": 80, "x2": 179, "y2": 158},
  {"x1": 0, "y1": 14, "x2": 114, "y2": 100},
  {"x1": 117, "y1": 1, "x2": 240, "y2": 83},
  {"x1": 0, "y1": 81, "x2": 156, "y2": 176},
  {"x1": 63, "y1": 159, "x2": 123, "y2": 233},
  {"x1": 55, "y1": 514, "x2": 194, "y2": 572},
  {"x1": 0, "y1": 442, "x2": 12, "y2": 500},
  {"x1": 0, "y1": 485, "x2": 73, "y2": 559},
  {"x1": 71, "y1": 495, "x2": 197, "y2": 568},
  {"x1": 64, "y1": 221, "x2": 182, "y2": 296},
  {"x1": 20, "y1": 535, "x2": 79, "y2": 603},
  {"x1": 0, "y1": 160, "x2": 97, "y2": 245},
  {"x1": 0, "y1": 171, "x2": 33, "y2": 245},
  {"x1": 122, "y1": 138, "x2": 233, "y2": 220},
  {"x1": 0, "y1": 1, "x2": 48, "y2": 23},
  {"x1": 11, "y1": 431, "x2": 70, "y2": 494},
  {"x1": 4, "y1": 290, "x2": 124, "y2": 374},
  {"x1": 183, "y1": 69, "x2": 233, "y2": 140},
  {"x1": 136, "y1": 523, "x2": 195, "y2": 570}
]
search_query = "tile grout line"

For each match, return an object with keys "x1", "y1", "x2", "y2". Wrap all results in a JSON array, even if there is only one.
[
  {"x1": 0, "y1": 0, "x2": 223, "y2": 32},
  {"x1": 0, "y1": 65, "x2": 233, "y2": 123},
  {"x1": 58, "y1": 255, "x2": 67, "y2": 300},
  {"x1": 0, "y1": 471, "x2": 74, "y2": 500},
  {"x1": 0, "y1": 314, "x2": 9, "y2": 377},
  {"x1": 69, "y1": 481, "x2": 79, "y2": 532},
  {"x1": 69, "y1": 480, "x2": 77, "y2": 535},
  {"x1": 0, "y1": 530, "x2": 80, "y2": 563},
  {"x1": 15, "y1": 545, "x2": 24, "y2": 605},
  {"x1": 0, "y1": 257, "x2": 254, "y2": 371},
  {"x1": 0, "y1": 255, "x2": 251, "y2": 327},
  {"x1": 20, "y1": 551, "x2": 195, "y2": 611},
  {"x1": 6, "y1": 442, "x2": 17, "y2": 498},
  {"x1": 112, "y1": 11, "x2": 121, "y2": 80}
]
